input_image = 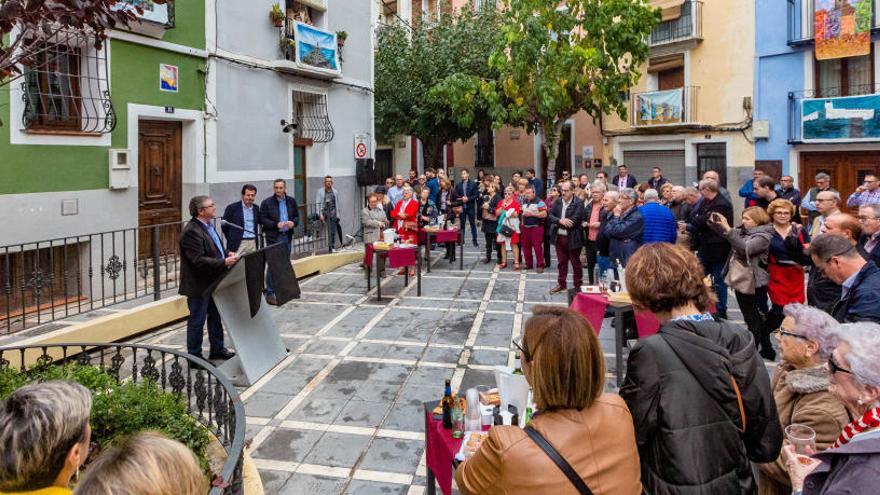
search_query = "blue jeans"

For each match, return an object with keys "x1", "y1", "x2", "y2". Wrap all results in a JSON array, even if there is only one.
[
  {"x1": 186, "y1": 296, "x2": 225, "y2": 357},
  {"x1": 462, "y1": 205, "x2": 478, "y2": 244},
  {"x1": 266, "y1": 236, "x2": 292, "y2": 297},
  {"x1": 702, "y1": 257, "x2": 728, "y2": 314},
  {"x1": 597, "y1": 255, "x2": 617, "y2": 280}
]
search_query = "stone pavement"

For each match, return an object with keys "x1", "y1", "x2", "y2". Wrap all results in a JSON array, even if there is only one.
[{"x1": 133, "y1": 242, "x2": 752, "y2": 494}]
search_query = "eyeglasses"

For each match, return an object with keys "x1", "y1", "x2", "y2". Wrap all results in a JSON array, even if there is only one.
[
  {"x1": 828, "y1": 354, "x2": 853, "y2": 375},
  {"x1": 858, "y1": 216, "x2": 879, "y2": 222},
  {"x1": 773, "y1": 328, "x2": 809, "y2": 341},
  {"x1": 200, "y1": 203, "x2": 215, "y2": 209}
]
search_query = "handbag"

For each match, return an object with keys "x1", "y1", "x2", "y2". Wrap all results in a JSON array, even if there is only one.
[
  {"x1": 499, "y1": 224, "x2": 515, "y2": 237},
  {"x1": 725, "y1": 254, "x2": 756, "y2": 294},
  {"x1": 524, "y1": 426, "x2": 593, "y2": 495}
]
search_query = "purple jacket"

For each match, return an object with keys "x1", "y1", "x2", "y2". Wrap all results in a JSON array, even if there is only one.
[{"x1": 804, "y1": 430, "x2": 880, "y2": 494}]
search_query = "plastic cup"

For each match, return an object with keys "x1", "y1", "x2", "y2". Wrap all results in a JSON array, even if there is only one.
[{"x1": 785, "y1": 424, "x2": 816, "y2": 455}]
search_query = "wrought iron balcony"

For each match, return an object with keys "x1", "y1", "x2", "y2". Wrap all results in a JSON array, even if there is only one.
[
  {"x1": 629, "y1": 86, "x2": 700, "y2": 127},
  {"x1": 788, "y1": 83, "x2": 880, "y2": 143},
  {"x1": 650, "y1": 0, "x2": 702, "y2": 48}
]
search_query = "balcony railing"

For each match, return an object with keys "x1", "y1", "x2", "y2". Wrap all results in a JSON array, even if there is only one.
[
  {"x1": 650, "y1": 0, "x2": 702, "y2": 47},
  {"x1": 0, "y1": 343, "x2": 245, "y2": 495},
  {"x1": 788, "y1": 0, "x2": 880, "y2": 46},
  {"x1": 630, "y1": 86, "x2": 700, "y2": 127},
  {"x1": 788, "y1": 83, "x2": 880, "y2": 143},
  {"x1": 276, "y1": 17, "x2": 342, "y2": 79},
  {"x1": 1, "y1": 203, "x2": 335, "y2": 335}
]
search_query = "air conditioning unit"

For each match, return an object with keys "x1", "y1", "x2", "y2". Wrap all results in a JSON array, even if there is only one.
[{"x1": 109, "y1": 149, "x2": 131, "y2": 190}]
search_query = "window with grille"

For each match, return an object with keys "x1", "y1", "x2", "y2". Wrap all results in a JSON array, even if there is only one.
[
  {"x1": 293, "y1": 91, "x2": 335, "y2": 143},
  {"x1": 20, "y1": 32, "x2": 115, "y2": 134}
]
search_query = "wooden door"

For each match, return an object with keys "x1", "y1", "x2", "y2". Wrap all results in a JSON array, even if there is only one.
[
  {"x1": 800, "y1": 151, "x2": 880, "y2": 213},
  {"x1": 138, "y1": 120, "x2": 182, "y2": 257},
  {"x1": 658, "y1": 67, "x2": 684, "y2": 90}
]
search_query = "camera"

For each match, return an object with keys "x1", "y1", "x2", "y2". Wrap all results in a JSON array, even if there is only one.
[{"x1": 280, "y1": 119, "x2": 299, "y2": 134}]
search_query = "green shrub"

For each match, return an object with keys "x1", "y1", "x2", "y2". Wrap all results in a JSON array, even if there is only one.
[{"x1": 0, "y1": 362, "x2": 212, "y2": 474}]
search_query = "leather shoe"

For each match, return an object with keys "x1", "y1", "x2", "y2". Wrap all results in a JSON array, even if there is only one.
[
  {"x1": 265, "y1": 295, "x2": 279, "y2": 306},
  {"x1": 536, "y1": 267, "x2": 544, "y2": 274},
  {"x1": 209, "y1": 349, "x2": 236, "y2": 361},
  {"x1": 549, "y1": 285, "x2": 566, "y2": 294}
]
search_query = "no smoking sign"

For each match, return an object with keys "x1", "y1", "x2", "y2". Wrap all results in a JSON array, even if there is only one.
[{"x1": 354, "y1": 134, "x2": 370, "y2": 159}]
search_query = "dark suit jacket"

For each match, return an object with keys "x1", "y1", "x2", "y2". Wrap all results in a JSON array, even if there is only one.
[
  {"x1": 260, "y1": 194, "x2": 299, "y2": 244},
  {"x1": 179, "y1": 219, "x2": 227, "y2": 298},
  {"x1": 613, "y1": 174, "x2": 638, "y2": 190},
  {"x1": 832, "y1": 262, "x2": 880, "y2": 324},
  {"x1": 647, "y1": 176, "x2": 668, "y2": 191},
  {"x1": 858, "y1": 234, "x2": 880, "y2": 267},
  {"x1": 454, "y1": 179, "x2": 479, "y2": 211},
  {"x1": 222, "y1": 201, "x2": 261, "y2": 252},
  {"x1": 689, "y1": 193, "x2": 734, "y2": 263},
  {"x1": 549, "y1": 197, "x2": 586, "y2": 251}
]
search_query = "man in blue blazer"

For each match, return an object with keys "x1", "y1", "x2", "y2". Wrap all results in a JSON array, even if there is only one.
[
  {"x1": 455, "y1": 168, "x2": 480, "y2": 246},
  {"x1": 222, "y1": 184, "x2": 261, "y2": 254},
  {"x1": 260, "y1": 179, "x2": 299, "y2": 304}
]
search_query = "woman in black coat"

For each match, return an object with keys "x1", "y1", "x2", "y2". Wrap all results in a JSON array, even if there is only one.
[
  {"x1": 620, "y1": 243, "x2": 783, "y2": 495},
  {"x1": 480, "y1": 183, "x2": 502, "y2": 263}
]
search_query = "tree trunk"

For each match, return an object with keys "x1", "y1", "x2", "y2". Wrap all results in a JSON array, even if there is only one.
[
  {"x1": 420, "y1": 138, "x2": 446, "y2": 171},
  {"x1": 540, "y1": 120, "x2": 565, "y2": 180}
]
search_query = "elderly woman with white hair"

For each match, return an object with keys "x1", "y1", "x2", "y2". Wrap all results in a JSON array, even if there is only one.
[
  {"x1": 785, "y1": 322, "x2": 880, "y2": 494},
  {"x1": 757, "y1": 304, "x2": 850, "y2": 495}
]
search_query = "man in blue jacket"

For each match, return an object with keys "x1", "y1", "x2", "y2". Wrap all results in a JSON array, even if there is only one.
[
  {"x1": 222, "y1": 184, "x2": 261, "y2": 254},
  {"x1": 260, "y1": 179, "x2": 299, "y2": 305},
  {"x1": 455, "y1": 169, "x2": 480, "y2": 246},
  {"x1": 638, "y1": 189, "x2": 676, "y2": 244},
  {"x1": 604, "y1": 188, "x2": 644, "y2": 267},
  {"x1": 738, "y1": 168, "x2": 764, "y2": 208},
  {"x1": 811, "y1": 234, "x2": 880, "y2": 324},
  {"x1": 425, "y1": 168, "x2": 440, "y2": 206}
]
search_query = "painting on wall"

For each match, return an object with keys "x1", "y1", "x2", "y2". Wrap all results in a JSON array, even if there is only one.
[
  {"x1": 160, "y1": 64, "x2": 178, "y2": 93},
  {"x1": 802, "y1": 93, "x2": 880, "y2": 142},
  {"x1": 635, "y1": 88, "x2": 684, "y2": 126},
  {"x1": 815, "y1": 0, "x2": 871, "y2": 60},
  {"x1": 294, "y1": 22, "x2": 340, "y2": 73}
]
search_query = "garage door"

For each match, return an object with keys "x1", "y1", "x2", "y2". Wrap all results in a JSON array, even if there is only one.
[{"x1": 622, "y1": 150, "x2": 686, "y2": 189}]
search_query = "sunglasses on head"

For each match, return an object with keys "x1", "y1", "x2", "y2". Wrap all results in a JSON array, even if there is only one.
[{"x1": 512, "y1": 337, "x2": 530, "y2": 362}]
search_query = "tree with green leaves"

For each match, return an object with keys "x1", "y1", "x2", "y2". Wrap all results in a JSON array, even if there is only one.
[
  {"x1": 374, "y1": 3, "x2": 501, "y2": 168},
  {"x1": 434, "y1": 0, "x2": 659, "y2": 176}
]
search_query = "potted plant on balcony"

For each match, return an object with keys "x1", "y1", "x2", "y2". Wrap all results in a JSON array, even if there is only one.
[
  {"x1": 336, "y1": 30, "x2": 348, "y2": 47},
  {"x1": 270, "y1": 3, "x2": 285, "y2": 28}
]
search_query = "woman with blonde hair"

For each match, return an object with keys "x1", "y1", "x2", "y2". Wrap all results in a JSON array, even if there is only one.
[
  {"x1": 74, "y1": 432, "x2": 207, "y2": 495},
  {"x1": 620, "y1": 243, "x2": 782, "y2": 494},
  {"x1": 456, "y1": 306, "x2": 642, "y2": 494}
]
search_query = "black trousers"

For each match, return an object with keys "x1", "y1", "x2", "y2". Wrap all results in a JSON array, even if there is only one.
[
  {"x1": 766, "y1": 302, "x2": 786, "y2": 337},
  {"x1": 735, "y1": 287, "x2": 769, "y2": 347},
  {"x1": 583, "y1": 239, "x2": 598, "y2": 284},
  {"x1": 543, "y1": 236, "x2": 552, "y2": 268},
  {"x1": 484, "y1": 232, "x2": 501, "y2": 261},
  {"x1": 328, "y1": 217, "x2": 343, "y2": 250}
]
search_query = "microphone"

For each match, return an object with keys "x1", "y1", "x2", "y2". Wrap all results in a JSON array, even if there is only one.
[{"x1": 221, "y1": 219, "x2": 256, "y2": 235}]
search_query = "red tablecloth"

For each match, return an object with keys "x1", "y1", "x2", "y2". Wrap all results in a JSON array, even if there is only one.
[
  {"x1": 424, "y1": 408, "x2": 490, "y2": 495},
  {"x1": 388, "y1": 246, "x2": 417, "y2": 268},
  {"x1": 568, "y1": 292, "x2": 661, "y2": 338},
  {"x1": 364, "y1": 244, "x2": 375, "y2": 267},
  {"x1": 419, "y1": 229, "x2": 461, "y2": 244}
]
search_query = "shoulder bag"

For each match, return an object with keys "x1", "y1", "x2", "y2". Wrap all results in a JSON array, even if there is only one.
[{"x1": 524, "y1": 425, "x2": 593, "y2": 495}]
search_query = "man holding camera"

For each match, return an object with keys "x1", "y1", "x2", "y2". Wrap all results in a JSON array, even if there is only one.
[{"x1": 684, "y1": 179, "x2": 734, "y2": 319}]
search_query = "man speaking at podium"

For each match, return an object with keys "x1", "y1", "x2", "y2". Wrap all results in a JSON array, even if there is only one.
[{"x1": 179, "y1": 195, "x2": 238, "y2": 362}]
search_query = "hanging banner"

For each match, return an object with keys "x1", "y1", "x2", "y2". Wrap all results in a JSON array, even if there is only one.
[
  {"x1": 802, "y1": 93, "x2": 880, "y2": 142},
  {"x1": 635, "y1": 88, "x2": 684, "y2": 126},
  {"x1": 113, "y1": 0, "x2": 170, "y2": 25},
  {"x1": 294, "y1": 22, "x2": 340, "y2": 72},
  {"x1": 815, "y1": 0, "x2": 871, "y2": 61}
]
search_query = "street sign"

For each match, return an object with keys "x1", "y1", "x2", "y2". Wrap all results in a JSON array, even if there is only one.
[{"x1": 354, "y1": 134, "x2": 369, "y2": 159}]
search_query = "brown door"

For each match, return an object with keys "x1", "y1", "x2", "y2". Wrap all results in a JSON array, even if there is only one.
[
  {"x1": 800, "y1": 151, "x2": 880, "y2": 214},
  {"x1": 658, "y1": 67, "x2": 684, "y2": 90},
  {"x1": 138, "y1": 120, "x2": 182, "y2": 257}
]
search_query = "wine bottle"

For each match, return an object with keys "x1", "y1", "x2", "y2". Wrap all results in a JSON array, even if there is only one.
[{"x1": 441, "y1": 379, "x2": 453, "y2": 429}]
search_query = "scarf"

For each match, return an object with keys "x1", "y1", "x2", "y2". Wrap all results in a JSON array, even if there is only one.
[{"x1": 830, "y1": 406, "x2": 880, "y2": 449}]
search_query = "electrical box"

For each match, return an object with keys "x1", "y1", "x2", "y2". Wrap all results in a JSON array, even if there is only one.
[
  {"x1": 753, "y1": 120, "x2": 770, "y2": 140},
  {"x1": 109, "y1": 149, "x2": 131, "y2": 190}
]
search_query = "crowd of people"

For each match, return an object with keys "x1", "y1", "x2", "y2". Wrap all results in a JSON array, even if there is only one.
[{"x1": 457, "y1": 244, "x2": 880, "y2": 495}]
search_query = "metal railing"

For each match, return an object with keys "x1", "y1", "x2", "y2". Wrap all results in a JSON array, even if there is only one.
[
  {"x1": 630, "y1": 86, "x2": 700, "y2": 127},
  {"x1": 788, "y1": 0, "x2": 880, "y2": 46},
  {"x1": 0, "y1": 343, "x2": 245, "y2": 495},
  {"x1": 1, "y1": 203, "x2": 334, "y2": 335},
  {"x1": 650, "y1": 0, "x2": 702, "y2": 47},
  {"x1": 787, "y1": 82, "x2": 880, "y2": 143}
]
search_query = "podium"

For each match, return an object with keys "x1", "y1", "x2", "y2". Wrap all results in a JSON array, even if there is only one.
[{"x1": 206, "y1": 243, "x2": 298, "y2": 386}]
